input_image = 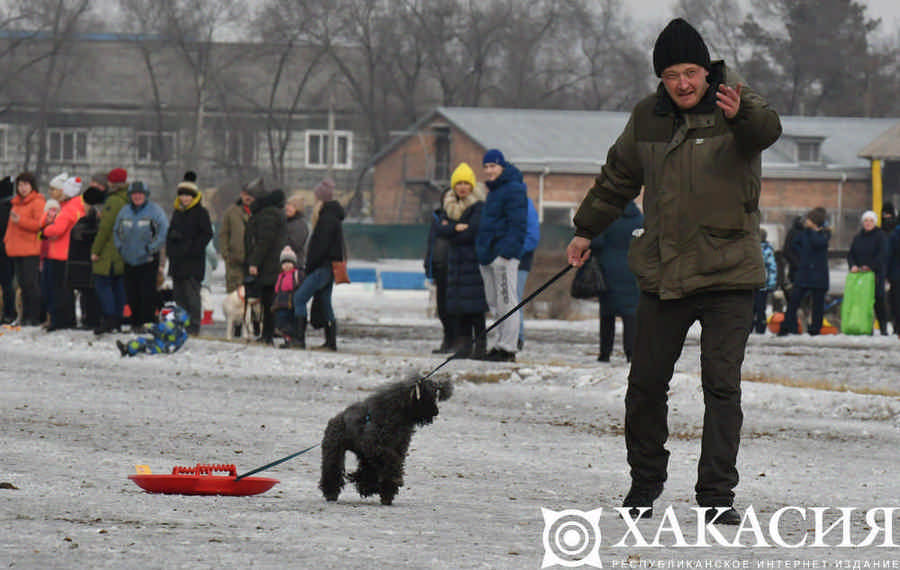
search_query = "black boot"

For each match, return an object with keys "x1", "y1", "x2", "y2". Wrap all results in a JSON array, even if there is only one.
[
  {"x1": 294, "y1": 317, "x2": 307, "y2": 349},
  {"x1": 322, "y1": 320, "x2": 337, "y2": 351}
]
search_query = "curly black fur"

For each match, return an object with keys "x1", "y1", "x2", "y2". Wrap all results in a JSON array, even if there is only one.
[{"x1": 319, "y1": 376, "x2": 453, "y2": 505}]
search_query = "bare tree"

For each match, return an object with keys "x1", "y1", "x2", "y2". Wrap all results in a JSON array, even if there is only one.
[{"x1": 9, "y1": 0, "x2": 93, "y2": 178}]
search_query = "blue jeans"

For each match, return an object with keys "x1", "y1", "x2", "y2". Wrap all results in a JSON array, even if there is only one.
[
  {"x1": 293, "y1": 266, "x2": 334, "y2": 321},
  {"x1": 93, "y1": 274, "x2": 126, "y2": 319}
]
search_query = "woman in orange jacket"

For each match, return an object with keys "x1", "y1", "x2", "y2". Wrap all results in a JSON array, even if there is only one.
[
  {"x1": 3, "y1": 172, "x2": 46, "y2": 325},
  {"x1": 41, "y1": 174, "x2": 85, "y2": 330}
]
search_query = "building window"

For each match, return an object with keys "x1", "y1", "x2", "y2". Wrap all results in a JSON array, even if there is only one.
[
  {"x1": 796, "y1": 140, "x2": 821, "y2": 163},
  {"x1": 136, "y1": 131, "x2": 176, "y2": 164},
  {"x1": 47, "y1": 129, "x2": 88, "y2": 162},
  {"x1": 541, "y1": 203, "x2": 577, "y2": 226},
  {"x1": 225, "y1": 130, "x2": 256, "y2": 165},
  {"x1": 306, "y1": 130, "x2": 353, "y2": 169}
]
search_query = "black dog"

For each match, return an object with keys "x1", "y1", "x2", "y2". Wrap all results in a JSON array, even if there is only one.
[{"x1": 319, "y1": 377, "x2": 453, "y2": 505}]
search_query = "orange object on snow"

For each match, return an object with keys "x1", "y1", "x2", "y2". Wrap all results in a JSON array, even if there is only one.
[
  {"x1": 128, "y1": 464, "x2": 278, "y2": 496},
  {"x1": 767, "y1": 312, "x2": 803, "y2": 334}
]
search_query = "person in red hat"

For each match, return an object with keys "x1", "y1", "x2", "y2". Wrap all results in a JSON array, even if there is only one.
[{"x1": 90, "y1": 168, "x2": 129, "y2": 334}]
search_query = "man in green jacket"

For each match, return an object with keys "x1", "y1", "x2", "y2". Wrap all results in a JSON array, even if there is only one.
[
  {"x1": 90, "y1": 168, "x2": 129, "y2": 334},
  {"x1": 566, "y1": 18, "x2": 782, "y2": 525}
]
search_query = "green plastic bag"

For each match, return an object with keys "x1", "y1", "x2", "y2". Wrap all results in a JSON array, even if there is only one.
[{"x1": 840, "y1": 271, "x2": 875, "y2": 335}]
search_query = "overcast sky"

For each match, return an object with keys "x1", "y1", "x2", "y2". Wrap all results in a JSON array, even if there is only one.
[{"x1": 628, "y1": 0, "x2": 900, "y2": 36}]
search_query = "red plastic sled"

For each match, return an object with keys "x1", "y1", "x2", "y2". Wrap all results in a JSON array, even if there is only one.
[{"x1": 128, "y1": 464, "x2": 279, "y2": 496}]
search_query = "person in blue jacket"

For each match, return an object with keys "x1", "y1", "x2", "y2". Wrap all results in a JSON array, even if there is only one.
[
  {"x1": 113, "y1": 181, "x2": 168, "y2": 329},
  {"x1": 590, "y1": 200, "x2": 643, "y2": 361},
  {"x1": 475, "y1": 149, "x2": 528, "y2": 362},
  {"x1": 780, "y1": 207, "x2": 830, "y2": 335},
  {"x1": 516, "y1": 197, "x2": 540, "y2": 350},
  {"x1": 848, "y1": 210, "x2": 889, "y2": 335}
]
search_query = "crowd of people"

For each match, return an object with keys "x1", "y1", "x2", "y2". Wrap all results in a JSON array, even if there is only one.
[
  {"x1": 769, "y1": 204, "x2": 900, "y2": 337},
  {"x1": 0, "y1": 165, "x2": 348, "y2": 350},
  {"x1": 425, "y1": 150, "x2": 540, "y2": 363},
  {"x1": 0, "y1": 168, "x2": 215, "y2": 336}
]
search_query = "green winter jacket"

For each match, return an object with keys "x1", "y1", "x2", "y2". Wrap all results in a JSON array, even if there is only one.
[
  {"x1": 573, "y1": 62, "x2": 782, "y2": 300},
  {"x1": 91, "y1": 184, "x2": 128, "y2": 276}
]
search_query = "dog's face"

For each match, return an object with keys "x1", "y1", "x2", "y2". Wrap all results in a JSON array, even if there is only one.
[{"x1": 406, "y1": 378, "x2": 453, "y2": 426}]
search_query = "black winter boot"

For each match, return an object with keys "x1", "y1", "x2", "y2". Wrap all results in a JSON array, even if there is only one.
[{"x1": 322, "y1": 320, "x2": 337, "y2": 351}]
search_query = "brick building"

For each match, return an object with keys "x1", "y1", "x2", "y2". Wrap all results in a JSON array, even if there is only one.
[{"x1": 370, "y1": 107, "x2": 900, "y2": 248}]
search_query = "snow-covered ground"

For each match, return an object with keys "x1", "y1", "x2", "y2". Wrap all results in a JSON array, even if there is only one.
[{"x1": 2, "y1": 260, "x2": 899, "y2": 569}]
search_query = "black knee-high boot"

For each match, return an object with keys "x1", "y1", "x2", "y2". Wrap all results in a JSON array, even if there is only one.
[{"x1": 323, "y1": 320, "x2": 337, "y2": 351}]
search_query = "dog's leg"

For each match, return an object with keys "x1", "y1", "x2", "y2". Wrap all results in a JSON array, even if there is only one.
[
  {"x1": 349, "y1": 456, "x2": 381, "y2": 498},
  {"x1": 319, "y1": 416, "x2": 347, "y2": 501},
  {"x1": 377, "y1": 447, "x2": 405, "y2": 506}
]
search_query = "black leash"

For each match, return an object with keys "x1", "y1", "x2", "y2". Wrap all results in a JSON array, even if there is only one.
[
  {"x1": 233, "y1": 264, "x2": 572, "y2": 479},
  {"x1": 419, "y1": 264, "x2": 573, "y2": 382},
  {"x1": 235, "y1": 443, "x2": 320, "y2": 480}
]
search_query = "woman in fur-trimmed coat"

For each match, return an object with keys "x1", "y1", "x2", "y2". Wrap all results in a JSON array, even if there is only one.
[{"x1": 436, "y1": 163, "x2": 488, "y2": 359}]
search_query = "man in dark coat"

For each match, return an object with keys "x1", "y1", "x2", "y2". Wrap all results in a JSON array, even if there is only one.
[
  {"x1": 166, "y1": 172, "x2": 213, "y2": 335},
  {"x1": 566, "y1": 18, "x2": 781, "y2": 524},
  {"x1": 67, "y1": 174, "x2": 106, "y2": 328},
  {"x1": 245, "y1": 187, "x2": 287, "y2": 343},
  {"x1": 0, "y1": 176, "x2": 15, "y2": 323},
  {"x1": 590, "y1": 200, "x2": 643, "y2": 362},
  {"x1": 780, "y1": 207, "x2": 830, "y2": 335}
]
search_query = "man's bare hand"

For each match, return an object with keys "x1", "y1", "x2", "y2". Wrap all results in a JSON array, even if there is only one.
[
  {"x1": 566, "y1": 236, "x2": 591, "y2": 267},
  {"x1": 716, "y1": 83, "x2": 742, "y2": 119}
]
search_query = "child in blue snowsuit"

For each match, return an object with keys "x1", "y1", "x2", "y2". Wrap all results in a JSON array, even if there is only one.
[{"x1": 116, "y1": 303, "x2": 190, "y2": 356}]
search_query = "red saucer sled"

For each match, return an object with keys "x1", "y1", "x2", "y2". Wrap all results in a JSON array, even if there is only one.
[{"x1": 128, "y1": 464, "x2": 279, "y2": 496}]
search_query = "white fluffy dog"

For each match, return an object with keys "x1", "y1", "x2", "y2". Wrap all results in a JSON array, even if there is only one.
[{"x1": 222, "y1": 285, "x2": 263, "y2": 340}]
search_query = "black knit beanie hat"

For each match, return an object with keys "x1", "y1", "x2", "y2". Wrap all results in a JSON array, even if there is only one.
[{"x1": 653, "y1": 18, "x2": 711, "y2": 77}]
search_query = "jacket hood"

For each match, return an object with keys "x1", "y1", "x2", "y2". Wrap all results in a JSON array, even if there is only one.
[
  {"x1": 486, "y1": 161, "x2": 524, "y2": 191},
  {"x1": 173, "y1": 191, "x2": 203, "y2": 212},
  {"x1": 250, "y1": 189, "x2": 286, "y2": 214},
  {"x1": 13, "y1": 189, "x2": 43, "y2": 205},
  {"x1": 320, "y1": 199, "x2": 346, "y2": 221}
]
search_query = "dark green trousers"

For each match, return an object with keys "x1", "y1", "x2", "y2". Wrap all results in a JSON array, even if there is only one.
[{"x1": 626, "y1": 290, "x2": 752, "y2": 507}]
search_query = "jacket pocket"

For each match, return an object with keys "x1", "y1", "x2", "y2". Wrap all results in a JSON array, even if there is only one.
[
  {"x1": 627, "y1": 231, "x2": 660, "y2": 290},
  {"x1": 696, "y1": 226, "x2": 748, "y2": 274}
]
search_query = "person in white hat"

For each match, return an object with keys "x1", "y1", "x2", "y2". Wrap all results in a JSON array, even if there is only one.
[
  {"x1": 40, "y1": 175, "x2": 85, "y2": 330},
  {"x1": 848, "y1": 210, "x2": 890, "y2": 335}
]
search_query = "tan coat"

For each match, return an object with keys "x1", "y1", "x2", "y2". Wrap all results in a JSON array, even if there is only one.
[{"x1": 219, "y1": 201, "x2": 249, "y2": 266}]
